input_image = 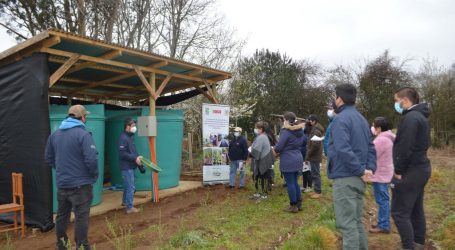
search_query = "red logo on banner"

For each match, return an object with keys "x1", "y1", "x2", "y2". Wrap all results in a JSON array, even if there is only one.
[{"x1": 213, "y1": 110, "x2": 222, "y2": 114}]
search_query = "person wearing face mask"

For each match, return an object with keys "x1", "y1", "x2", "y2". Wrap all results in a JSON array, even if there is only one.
[
  {"x1": 119, "y1": 117, "x2": 144, "y2": 214},
  {"x1": 45, "y1": 105, "x2": 98, "y2": 250},
  {"x1": 228, "y1": 127, "x2": 249, "y2": 189},
  {"x1": 368, "y1": 117, "x2": 395, "y2": 234},
  {"x1": 323, "y1": 101, "x2": 336, "y2": 157},
  {"x1": 250, "y1": 121, "x2": 274, "y2": 200},
  {"x1": 273, "y1": 112, "x2": 305, "y2": 213},
  {"x1": 391, "y1": 87, "x2": 431, "y2": 250},
  {"x1": 327, "y1": 84, "x2": 377, "y2": 250},
  {"x1": 305, "y1": 114, "x2": 325, "y2": 199}
]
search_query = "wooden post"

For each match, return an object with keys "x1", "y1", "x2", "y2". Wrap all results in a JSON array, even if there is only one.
[
  {"x1": 148, "y1": 72, "x2": 159, "y2": 203},
  {"x1": 188, "y1": 132, "x2": 193, "y2": 169}
]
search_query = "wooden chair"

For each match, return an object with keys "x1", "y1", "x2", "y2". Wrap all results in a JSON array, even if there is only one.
[{"x1": 0, "y1": 172, "x2": 25, "y2": 237}]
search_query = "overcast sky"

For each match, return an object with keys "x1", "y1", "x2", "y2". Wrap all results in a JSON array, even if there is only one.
[
  {"x1": 1, "y1": 0, "x2": 453, "y2": 70},
  {"x1": 217, "y1": 0, "x2": 455, "y2": 70}
]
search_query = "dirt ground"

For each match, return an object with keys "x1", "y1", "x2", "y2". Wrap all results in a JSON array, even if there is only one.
[
  {"x1": 11, "y1": 182, "x2": 225, "y2": 249},
  {"x1": 5, "y1": 149, "x2": 454, "y2": 249}
]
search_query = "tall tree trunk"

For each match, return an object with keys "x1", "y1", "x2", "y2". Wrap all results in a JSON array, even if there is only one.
[{"x1": 77, "y1": 0, "x2": 86, "y2": 35}]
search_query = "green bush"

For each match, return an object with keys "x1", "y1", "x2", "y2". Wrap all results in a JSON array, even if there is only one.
[{"x1": 170, "y1": 230, "x2": 205, "y2": 248}]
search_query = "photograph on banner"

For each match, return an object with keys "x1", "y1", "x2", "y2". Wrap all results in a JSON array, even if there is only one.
[{"x1": 202, "y1": 103, "x2": 230, "y2": 184}]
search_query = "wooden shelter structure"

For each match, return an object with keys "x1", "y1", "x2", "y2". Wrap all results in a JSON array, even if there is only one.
[{"x1": 0, "y1": 29, "x2": 231, "y2": 206}]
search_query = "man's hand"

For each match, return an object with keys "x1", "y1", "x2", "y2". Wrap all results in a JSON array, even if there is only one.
[
  {"x1": 361, "y1": 169, "x2": 373, "y2": 182},
  {"x1": 394, "y1": 174, "x2": 402, "y2": 180},
  {"x1": 136, "y1": 156, "x2": 143, "y2": 166}
]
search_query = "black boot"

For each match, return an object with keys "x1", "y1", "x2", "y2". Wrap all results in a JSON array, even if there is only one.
[{"x1": 297, "y1": 199, "x2": 302, "y2": 211}]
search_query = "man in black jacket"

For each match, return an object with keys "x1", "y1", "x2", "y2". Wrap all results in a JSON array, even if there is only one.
[
  {"x1": 119, "y1": 118, "x2": 144, "y2": 214},
  {"x1": 228, "y1": 127, "x2": 249, "y2": 188},
  {"x1": 392, "y1": 87, "x2": 431, "y2": 250}
]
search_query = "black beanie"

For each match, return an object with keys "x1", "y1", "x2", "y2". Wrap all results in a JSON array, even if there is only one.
[{"x1": 335, "y1": 84, "x2": 357, "y2": 105}]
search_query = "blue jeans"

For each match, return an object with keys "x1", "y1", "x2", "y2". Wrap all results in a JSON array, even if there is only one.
[
  {"x1": 229, "y1": 160, "x2": 245, "y2": 187},
  {"x1": 122, "y1": 169, "x2": 135, "y2": 209},
  {"x1": 373, "y1": 182, "x2": 390, "y2": 230},
  {"x1": 283, "y1": 172, "x2": 301, "y2": 205}
]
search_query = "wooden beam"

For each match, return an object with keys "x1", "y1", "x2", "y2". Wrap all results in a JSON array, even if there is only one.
[
  {"x1": 154, "y1": 75, "x2": 172, "y2": 100},
  {"x1": 195, "y1": 86, "x2": 217, "y2": 103},
  {"x1": 0, "y1": 30, "x2": 49, "y2": 62},
  {"x1": 41, "y1": 36, "x2": 61, "y2": 48},
  {"x1": 48, "y1": 30, "x2": 230, "y2": 77},
  {"x1": 134, "y1": 66, "x2": 157, "y2": 99},
  {"x1": 66, "y1": 50, "x2": 122, "y2": 74},
  {"x1": 150, "y1": 61, "x2": 168, "y2": 69},
  {"x1": 49, "y1": 56, "x2": 127, "y2": 74},
  {"x1": 203, "y1": 82, "x2": 217, "y2": 103},
  {"x1": 40, "y1": 47, "x2": 215, "y2": 83},
  {"x1": 185, "y1": 69, "x2": 202, "y2": 76},
  {"x1": 49, "y1": 54, "x2": 81, "y2": 87},
  {"x1": 58, "y1": 77, "x2": 136, "y2": 89}
]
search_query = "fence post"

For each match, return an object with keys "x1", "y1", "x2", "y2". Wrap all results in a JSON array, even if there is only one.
[{"x1": 188, "y1": 132, "x2": 194, "y2": 169}]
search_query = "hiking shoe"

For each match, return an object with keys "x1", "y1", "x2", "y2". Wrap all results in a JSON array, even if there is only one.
[
  {"x1": 304, "y1": 187, "x2": 312, "y2": 193},
  {"x1": 126, "y1": 207, "x2": 139, "y2": 214},
  {"x1": 310, "y1": 193, "x2": 322, "y2": 199},
  {"x1": 369, "y1": 227, "x2": 390, "y2": 234},
  {"x1": 283, "y1": 205, "x2": 298, "y2": 213},
  {"x1": 261, "y1": 195, "x2": 268, "y2": 199},
  {"x1": 249, "y1": 193, "x2": 261, "y2": 199}
]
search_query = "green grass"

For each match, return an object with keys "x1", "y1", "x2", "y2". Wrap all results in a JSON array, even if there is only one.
[{"x1": 103, "y1": 150, "x2": 455, "y2": 249}]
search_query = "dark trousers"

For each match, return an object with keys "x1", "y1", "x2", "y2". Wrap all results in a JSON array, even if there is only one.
[
  {"x1": 56, "y1": 184, "x2": 93, "y2": 250},
  {"x1": 391, "y1": 167, "x2": 431, "y2": 249},
  {"x1": 310, "y1": 161, "x2": 321, "y2": 193},
  {"x1": 283, "y1": 172, "x2": 301, "y2": 205},
  {"x1": 302, "y1": 171, "x2": 312, "y2": 188}
]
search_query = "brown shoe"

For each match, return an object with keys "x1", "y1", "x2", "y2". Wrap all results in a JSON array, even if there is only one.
[
  {"x1": 283, "y1": 205, "x2": 298, "y2": 213},
  {"x1": 310, "y1": 193, "x2": 322, "y2": 199},
  {"x1": 369, "y1": 227, "x2": 390, "y2": 234},
  {"x1": 126, "y1": 207, "x2": 139, "y2": 214}
]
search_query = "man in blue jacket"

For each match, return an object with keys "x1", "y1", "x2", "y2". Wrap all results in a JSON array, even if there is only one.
[
  {"x1": 328, "y1": 84, "x2": 377, "y2": 250},
  {"x1": 228, "y1": 127, "x2": 249, "y2": 188},
  {"x1": 119, "y1": 118, "x2": 144, "y2": 214},
  {"x1": 45, "y1": 104, "x2": 98, "y2": 250}
]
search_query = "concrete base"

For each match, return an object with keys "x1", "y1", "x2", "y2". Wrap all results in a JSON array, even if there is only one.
[{"x1": 55, "y1": 181, "x2": 201, "y2": 222}]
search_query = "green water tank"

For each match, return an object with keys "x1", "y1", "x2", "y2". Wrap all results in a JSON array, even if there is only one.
[
  {"x1": 106, "y1": 108, "x2": 184, "y2": 190},
  {"x1": 49, "y1": 104, "x2": 105, "y2": 213}
]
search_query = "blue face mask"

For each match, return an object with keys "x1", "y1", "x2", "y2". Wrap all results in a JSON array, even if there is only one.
[
  {"x1": 394, "y1": 101, "x2": 403, "y2": 114},
  {"x1": 327, "y1": 110, "x2": 334, "y2": 119}
]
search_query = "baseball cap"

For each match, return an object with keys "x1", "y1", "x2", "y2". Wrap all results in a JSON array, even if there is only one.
[
  {"x1": 307, "y1": 114, "x2": 319, "y2": 122},
  {"x1": 234, "y1": 127, "x2": 242, "y2": 132},
  {"x1": 68, "y1": 105, "x2": 90, "y2": 118}
]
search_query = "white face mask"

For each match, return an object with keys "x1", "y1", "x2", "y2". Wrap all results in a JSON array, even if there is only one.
[
  {"x1": 254, "y1": 128, "x2": 259, "y2": 135},
  {"x1": 234, "y1": 132, "x2": 241, "y2": 137},
  {"x1": 130, "y1": 126, "x2": 137, "y2": 134}
]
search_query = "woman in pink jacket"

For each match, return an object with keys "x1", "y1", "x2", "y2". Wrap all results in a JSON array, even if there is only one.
[{"x1": 370, "y1": 117, "x2": 395, "y2": 234}]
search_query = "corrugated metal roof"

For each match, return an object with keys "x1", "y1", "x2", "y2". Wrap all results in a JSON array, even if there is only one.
[{"x1": 0, "y1": 29, "x2": 230, "y2": 103}]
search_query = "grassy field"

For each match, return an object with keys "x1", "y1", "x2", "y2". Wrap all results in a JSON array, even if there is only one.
[{"x1": 1, "y1": 149, "x2": 454, "y2": 249}]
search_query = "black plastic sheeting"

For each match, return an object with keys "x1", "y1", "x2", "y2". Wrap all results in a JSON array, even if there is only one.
[
  {"x1": 0, "y1": 53, "x2": 54, "y2": 231},
  {"x1": 50, "y1": 86, "x2": 209, "y2": 107}
]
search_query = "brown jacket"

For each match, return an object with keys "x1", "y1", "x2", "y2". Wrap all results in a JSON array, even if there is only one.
[{"x1": 305, "y1": 122, "x2": 325, "y2": 162}]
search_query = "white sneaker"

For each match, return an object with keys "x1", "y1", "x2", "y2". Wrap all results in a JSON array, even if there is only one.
[
  {"x1": 304, "y1": 188, "x2": 312, "y2": 193},
  {"x1": 126, "y1": 207, "x2": 139, "y2": 214}
]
